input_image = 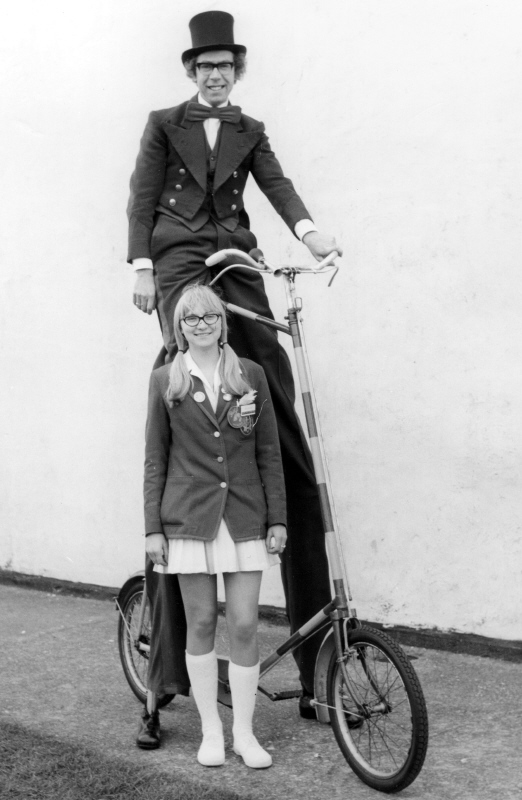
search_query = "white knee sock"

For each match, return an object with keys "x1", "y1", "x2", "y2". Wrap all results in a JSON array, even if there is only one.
[
  {"x1": 228, "y1": 661, "x2": 260, "y2": 743},
  {"x1": 185, "y1": 650, "x2": 223, "y2": 736}
]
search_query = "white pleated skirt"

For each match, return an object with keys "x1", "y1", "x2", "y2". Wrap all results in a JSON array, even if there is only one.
[{"x1": 153, "y1": 518, "x2": 280, "y2": 575}]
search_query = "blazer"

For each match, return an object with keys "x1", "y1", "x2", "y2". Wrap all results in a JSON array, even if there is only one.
[
  {"x1": 144, "y1": 358, "x2": 287, "y2": 542},
  {"x1": 127, "y1": 97, "x2": 312, "y2": 262}
]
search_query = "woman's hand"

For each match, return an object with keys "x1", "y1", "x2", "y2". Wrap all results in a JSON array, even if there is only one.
[
  {"x1": 266, "y1": 524, "x2": 287, "y2": 555},
  {"x1": 145, "y1": 533, "x2": 169, "y2": 566}
]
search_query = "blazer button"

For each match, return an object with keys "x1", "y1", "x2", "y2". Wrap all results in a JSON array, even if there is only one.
[
  {"x1": 231, "y1": 204, "x2": 237, "y2": 211},
  {"x1": 179, "y1": 168, "x2": 186, "y2": 175},
  {"x1": 213, "y1": 431, "x2": 220, "y2": 437},
  {"x1": 233, "y1": 171, "x2": 238, "y2": 178},
  {"x1": 220, "y1": 482, "x2": 227, "y2": 488},
  {"x1": 175, "y1": 184, "x2": 182, "y2": 191},
  {"x1": 169, "y1": 198, "x2": 176, "y2": 206},
  {"x1": 217, "y1": 456, "x2": 224, "y2": 463},
  {"x1": 232, "y1": 189, "x2": 238, "y2": 195}
]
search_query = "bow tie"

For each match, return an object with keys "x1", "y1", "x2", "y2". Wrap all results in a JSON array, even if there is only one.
[{"x1": 184, "y1": 103, "x2": 241, "y2": 124}]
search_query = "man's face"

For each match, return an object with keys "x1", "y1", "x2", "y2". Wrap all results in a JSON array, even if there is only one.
[{"x1": 194, "y1": 50, "x2": 235, "y2": 106}]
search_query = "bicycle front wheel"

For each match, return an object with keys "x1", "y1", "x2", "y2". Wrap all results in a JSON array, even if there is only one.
[
  {"x1": 327, "y1": 626, "x2": 428, "y2": 793},
  {"x1": 117, "y1": 580, "x2": 174, "y2": 708}
]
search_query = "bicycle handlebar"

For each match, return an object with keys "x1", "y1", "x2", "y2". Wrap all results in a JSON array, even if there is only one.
[{"x1": 204, "y1": 249, "x2": 339, "y2": 285}]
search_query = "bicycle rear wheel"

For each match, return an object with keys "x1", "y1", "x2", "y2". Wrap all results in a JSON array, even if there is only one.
[
  {"x1": 327, "y1": 626, "x2": 428, "y2": 793},
  {"x1": 117, "y1": 580, "x2": 174, "y2": 708}
]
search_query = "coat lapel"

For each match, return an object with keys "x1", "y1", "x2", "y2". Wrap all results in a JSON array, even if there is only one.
[
  {"x1": 213, "y1": 122, "x2": 264, "y2": 192},
  {"x1": 188, "y1": 377, "x2": 218, "y2": 426},
  {"x1": 216, "y1": 392, "x2": 235, "y2": 425},
  {"x1": 164, "y1": 116, "x2": 207, "y2": 191}
]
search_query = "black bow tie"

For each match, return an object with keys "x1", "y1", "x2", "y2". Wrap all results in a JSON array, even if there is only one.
[{"x1": 184, "y1": 102, "x2": 241, "y2": 124}]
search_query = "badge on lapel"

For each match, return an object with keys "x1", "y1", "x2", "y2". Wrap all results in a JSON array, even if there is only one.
[{"x1": 227, "y1": 390, "x2": 257, "y2": 435}]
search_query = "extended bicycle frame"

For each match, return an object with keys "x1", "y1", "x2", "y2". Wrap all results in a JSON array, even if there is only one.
[{"x1": 206, "y1": 250, "x2": 360, "y2": 719}]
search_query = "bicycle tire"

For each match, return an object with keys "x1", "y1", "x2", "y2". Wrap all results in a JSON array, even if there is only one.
[
  {"x1": 327, "y1": 625, "x2": 428, "y2": 793},
  {"x1": 117, "y1": 580, "x2": 174, "y2": 709}
]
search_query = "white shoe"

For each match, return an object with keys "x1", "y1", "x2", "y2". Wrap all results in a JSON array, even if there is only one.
[
  {"x1": 197, "y1": 731, "x2": 225, "y2": 767},
  {"x1": 233, "y1": 734, "x2": 272, "y2": 769}
]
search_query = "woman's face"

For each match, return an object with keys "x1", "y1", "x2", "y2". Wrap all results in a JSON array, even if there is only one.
[{"x1": 180, "y1": 302, "x2": 222, "y2": 351}]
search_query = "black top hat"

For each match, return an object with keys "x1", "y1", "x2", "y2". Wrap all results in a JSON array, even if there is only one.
[{"x1": 181, "y1": 11, "x2": 246, "y2": 62}]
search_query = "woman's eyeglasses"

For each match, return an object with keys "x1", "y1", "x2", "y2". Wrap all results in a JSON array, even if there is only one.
[{"x1": 182, "y1": 313, "x2": 220, "y2": 327}]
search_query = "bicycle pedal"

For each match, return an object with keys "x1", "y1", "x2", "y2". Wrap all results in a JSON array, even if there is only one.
[{"x1": 258, "y1": 686, "x2": 302, "y2": 702}]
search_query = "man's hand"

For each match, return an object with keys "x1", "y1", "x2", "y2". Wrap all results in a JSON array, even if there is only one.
[
  {"x1": 145, "y1": 533, "x2": 168, "y2": 566},
  {"x1": 303, "y1": 231, "x2": 343, "y2": 262},
  {"x1": 133, "y1": 267, "x2": 157, "y2": 314},
  {"x1": 266, "y1": 524, "x2": 287, "y2": 555}
]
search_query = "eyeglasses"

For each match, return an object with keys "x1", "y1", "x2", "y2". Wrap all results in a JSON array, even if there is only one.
[
  {"x1": 182, "y1": 313, "x2": 220, "y2": 327},
  {"x1": 196, "y1": 61, "x2": 234, "y2": 75}
]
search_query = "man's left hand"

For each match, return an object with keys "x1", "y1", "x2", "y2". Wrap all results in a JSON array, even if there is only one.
[{"x1": 303, "y1": 231, "x2": 343, "y2": 261}]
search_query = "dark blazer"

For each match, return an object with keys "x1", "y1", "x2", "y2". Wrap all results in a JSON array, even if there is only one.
[
  {"x1": 144, "y1": 358, "x2": 286, "y2": 541},
  {"x1": 127, "y1": 98, "x2": 312, "y2": 262}
]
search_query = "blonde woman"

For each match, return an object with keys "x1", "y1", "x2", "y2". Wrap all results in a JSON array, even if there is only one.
[{"x1": 138, "y1": 284, "x2": 287, "y2": 768}]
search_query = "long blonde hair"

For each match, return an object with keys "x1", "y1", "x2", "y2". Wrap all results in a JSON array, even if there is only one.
[{"x1": 166, "y1": 284, "x2": 252, "y2": 405}]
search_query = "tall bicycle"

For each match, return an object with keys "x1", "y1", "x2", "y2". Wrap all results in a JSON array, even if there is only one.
[{"x1": 116, "y1": 249, "x2": 429, "y2": 793}]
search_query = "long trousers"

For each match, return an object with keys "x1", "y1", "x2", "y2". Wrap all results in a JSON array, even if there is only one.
[{"x1": 146, "y1": 215, "x2": 331, "y2": 696}]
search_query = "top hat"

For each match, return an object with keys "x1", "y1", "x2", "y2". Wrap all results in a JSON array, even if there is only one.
[{"x1": 182, "y1": 11, "x2": 246, "y2": 62}]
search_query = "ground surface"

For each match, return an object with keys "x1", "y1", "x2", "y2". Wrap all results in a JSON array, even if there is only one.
[{"x1": 1, "y1": 583, "x2": 521, "y2": 799}]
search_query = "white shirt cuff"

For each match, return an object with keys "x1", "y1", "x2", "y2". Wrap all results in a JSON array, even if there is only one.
[
  {"x1": 132, "y1": 258, "x2": 153, "y2": 272},
  {"x1": 294, "y1": 219, "x2": 318, "y2": 241}
]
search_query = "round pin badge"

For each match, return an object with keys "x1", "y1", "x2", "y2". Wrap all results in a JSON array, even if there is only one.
[
  {"x1": 222, "y1": 393, "x2": 232, "y2": 401},
  {"x1": 194, "y1": 391, "x2": 206, "y2": 402}
]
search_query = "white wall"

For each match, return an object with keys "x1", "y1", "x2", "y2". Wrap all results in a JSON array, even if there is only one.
[{"x1": 1, "y1": 0, "x2": 521, "y2": 638}]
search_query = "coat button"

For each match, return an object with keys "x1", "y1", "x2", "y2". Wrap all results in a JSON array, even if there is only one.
[
  {"x1": 179, "y1": 168, "x2": 186, "y2": 175},
  {"x1": 213, "y1": 431, "x2": 220, "y2": 438},
  {"x1": 231, "y1": 204, "x2": 237, "y2": 211},
  {"x1": 175, "y1": 184, "x2": 182, "y2": 191},
  {"x1": 232, "y1": 189, "x2": 238, "y2": 195},
  {"x1": 233, "y1": 171, "x2": 238, "y2": 178},
  {"x1": 220, "y1": 482, "x2": 227, "y2": 488},
  {"x1": 217, "y1": 456, "x2": 224, "y2": 463},
  {"x1": 169, "y1": 198, "x2": 176, "y2": 206}
]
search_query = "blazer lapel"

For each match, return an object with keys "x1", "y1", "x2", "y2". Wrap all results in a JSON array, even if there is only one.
[
  {"x1": 213, "y1": 122, "x2": 264, "y2": 192},
  {"x1": 216, "y1": 392, "x2": 235, "y2": 425},
  {"x1": 188, "y1": 377, "x2": 218, "y2": 426}
]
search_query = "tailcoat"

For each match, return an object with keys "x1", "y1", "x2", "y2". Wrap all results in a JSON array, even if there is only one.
[
  {"x1": 127, "y1": 97, "x2": 311, "y2": 262},
  {"x1": 129, "y1": 97, "x2": 332, "y2": 695}
]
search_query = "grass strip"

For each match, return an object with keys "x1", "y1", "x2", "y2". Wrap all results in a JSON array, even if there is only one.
[{"x1": 0, "y1": 720, "x2": 243, "y2": 800}]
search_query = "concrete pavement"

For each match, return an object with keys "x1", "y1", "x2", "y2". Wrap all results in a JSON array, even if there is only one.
[{"x1": 1, "y1": 582, "x2": 521, "y2": 800}]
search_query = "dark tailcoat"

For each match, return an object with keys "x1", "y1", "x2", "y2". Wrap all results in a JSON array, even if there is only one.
[
  {"x1": 127, "y1": 98, "x2": 311, "y2": 261},
  {"x1": 129, "y1": 98, "x2": 332, "y2": 695}
]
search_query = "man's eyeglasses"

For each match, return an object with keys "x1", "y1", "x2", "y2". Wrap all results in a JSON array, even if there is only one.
[
  {"x1": 196, "y1": 61, "x2": 234, "y2": 75},
  {"x1": 182, "y1": 313, "x2": 220, "y2": 327}
]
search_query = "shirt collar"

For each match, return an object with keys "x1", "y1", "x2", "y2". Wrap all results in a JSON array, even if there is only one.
[{"x1": 184, "y1": 351, "x2": 222, "y2": 394}]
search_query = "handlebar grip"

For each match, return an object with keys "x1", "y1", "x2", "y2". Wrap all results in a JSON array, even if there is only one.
[
  {"x1": 248, "y1": 248, "x2": 264, "y2": 263},
  {"x1": 205, "y1": 250, "x2": 228, "y2": 267},
  {"x1": 317, "y1": 250, "x2": 339, "y2": 268}
]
